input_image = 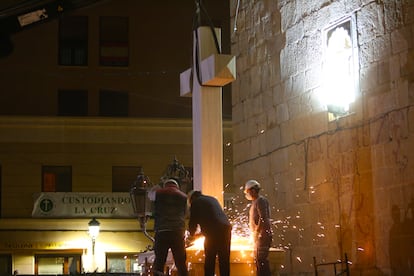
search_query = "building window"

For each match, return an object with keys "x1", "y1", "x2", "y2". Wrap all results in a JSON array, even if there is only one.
[
  {"x1": 42, "y1": 166, "x2": 72, "y2": 192},
  {"x1": 112, "y1": 166, "x2": 141, "y2": 192},
  {"x1": 99, "y1": 90, "x2": 129, "y2": 117},
  {"x1": 321, "y1": 16, "x2": 358, "y2": 118},
  {"x1": 35, "y1": 255, "x2": 81, "y2": 275},
  {"x1": 0, "y1": 254, "x2": 12, "y2": 276},
  {"x1": 99, "y1": 16, "x2": 129, "y2": 67},
  {"x1": 58, "y1": 16, "x2": 88, "y2": 66},
  {"x1": 58, "y1": 90, "x2": 88, "y2": 116},
  {"x1": 106, "y1": 253, "x2": 140, "y2": 273}
]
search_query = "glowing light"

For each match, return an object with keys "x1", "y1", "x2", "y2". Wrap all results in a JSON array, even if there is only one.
[
  {"x1": 186, "y1": 235, "x2": 255, "y2": 269},
  {"x1": 321, "y1": 24, "x2": 356, "y2": 115},
  {"x1": 189, "y1": 236, "x2": 205, "y2": 250}
]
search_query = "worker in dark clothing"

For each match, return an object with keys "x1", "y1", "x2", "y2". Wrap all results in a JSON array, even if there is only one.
[
  {"x1": 151, "y1": 178, "x2": 188, "y2": 276},
  {"x1": 244, "y1": 179, "x2": 273, "y2": 276},
  {"x1": 188, "y1": 190, "x2": 232, "y2": 276}
]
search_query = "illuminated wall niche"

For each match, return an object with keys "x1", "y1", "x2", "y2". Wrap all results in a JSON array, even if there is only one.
[{"x1": 322, "y1": 16, "x2": 358, "y2": 119}]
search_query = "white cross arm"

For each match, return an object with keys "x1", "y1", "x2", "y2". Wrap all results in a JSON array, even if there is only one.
[
  {"x1": 200, "y1": 53, "x2": 236, "y2": 87},
  {"x1": 179, "y1": 53, "x2": 236, "y2": 97},
  {"x1": 180, "y1": 68, "x2": 192, "y2": 97}
]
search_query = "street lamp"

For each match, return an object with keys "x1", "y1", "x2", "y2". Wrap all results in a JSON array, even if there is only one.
[
  {"x1": 160, "y1": 157, "x2": 192, "y2": 193},
  {"x1": 130, "y1": 161, "x2": 191, "y2": 248},
  {"x1": 130, "y1": 168, "x2": 154, "y2": 245},
  {"x1": 88, "y1": 217, "x2": 100, "y2": 255}
]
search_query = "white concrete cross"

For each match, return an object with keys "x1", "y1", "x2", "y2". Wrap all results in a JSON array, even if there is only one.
[{"x1": 180, "y1": 26, "x2": 236, "y2": 205}]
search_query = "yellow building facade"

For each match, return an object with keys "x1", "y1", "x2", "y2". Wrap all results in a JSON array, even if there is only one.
[{"x1": 0, "y1": 116, "x2": 232, "y2": 274}]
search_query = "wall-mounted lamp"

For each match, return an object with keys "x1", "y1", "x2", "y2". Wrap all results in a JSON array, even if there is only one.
[
  {"x1": 321, "y1": 18, "x2": 358, "y2": 119},
  {"x1": 88, "y1": 217, "x2": 100, "y2": 255}
]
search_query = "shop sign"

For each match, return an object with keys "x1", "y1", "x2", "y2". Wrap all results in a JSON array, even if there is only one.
[
  {"x1": 32, "y1": 192, "x2": 135, "y2": 218},
  {"x1": 1, "y1": 241, "x2": 70, "y2": 250}
]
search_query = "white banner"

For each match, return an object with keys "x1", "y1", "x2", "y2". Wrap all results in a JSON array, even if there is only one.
[{"x1": 32, "y1": 192, "x2": 135, "y2": 218}]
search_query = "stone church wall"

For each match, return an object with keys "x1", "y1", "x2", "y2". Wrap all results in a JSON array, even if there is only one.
[{"x1": 230, "y1": 0, "x2": 414, "y2": 274}]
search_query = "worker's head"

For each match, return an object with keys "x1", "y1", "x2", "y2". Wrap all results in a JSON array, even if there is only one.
[
  {"x1": 187, "y1": 190, "x2": 202, "y2": 205},
  {"x1": 164, "y1": 178, "x2": 179, "y2": 188},
  {"x1": 244, "y1": 179, "x2": 260, "y2": 200}
]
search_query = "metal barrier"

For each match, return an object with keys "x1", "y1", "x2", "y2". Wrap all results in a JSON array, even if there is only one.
[{"x1": 313, "y1": 253, "x2": 350, "y2": 276}]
